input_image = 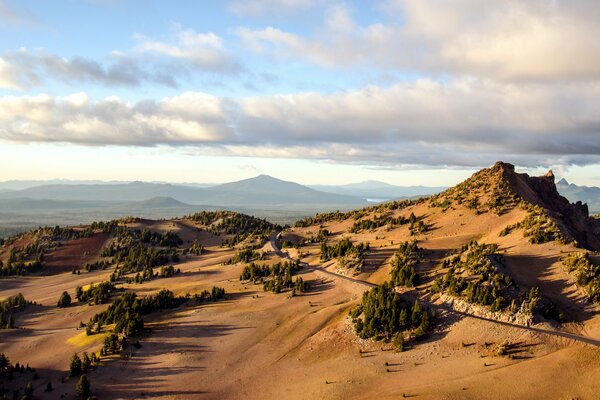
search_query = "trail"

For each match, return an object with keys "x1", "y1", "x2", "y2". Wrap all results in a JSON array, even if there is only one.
[{"x1": 270, "y1": 231, "x2": 600, "y2": 348}]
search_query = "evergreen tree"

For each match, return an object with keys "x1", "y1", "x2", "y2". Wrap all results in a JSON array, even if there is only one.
[
  {"x1": 81, "y1": 352, "x2": 91, "y2": 371},
  {"x1": 0, "y1": 353, "x2": 10, "y2": 372},
  {"x1": 57, "y1": 291, "x2": 72, "y2": 308},
  {"x1": 69, "y1": 353, "x2": 82, "y2": 377},
  {"x1": 76, "y1": 375, "x2": 91, "y2": 400},
  {"x1": 393, "y1": 332, "x2": 404, "y2": 351}
]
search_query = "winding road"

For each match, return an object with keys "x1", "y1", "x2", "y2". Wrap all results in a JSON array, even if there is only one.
[{"x1": 269, "y1": 231, "x2": 600, "y2": 348}]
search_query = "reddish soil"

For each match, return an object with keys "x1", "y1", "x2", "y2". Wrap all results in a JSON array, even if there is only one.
[{"x1": 43, "y1": 233, "x2": 110, "y2": 273}]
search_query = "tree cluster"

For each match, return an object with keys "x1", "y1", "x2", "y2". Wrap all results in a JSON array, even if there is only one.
[
  {"x1": 0, "y1": 353, "x2": 38, "y2": 400},
  {"x1": 187, "y1": 211, "x2": 279, "y2": 247},
  {"x1": 83, "y1": 260, "x2": 110, "y2": 272},
  {"x1": 390, "y1": 240, "x2": 422, "y2": 287},
  {"x1": 75, "y1": 282, "x2": 116, "y2": 305},
  {"x1": 182, "y1": 240, "x2": 204, "y2": 256},
  {"x1": 0, "y1": 293, "x2": 27, "y2": 329},
  {"x1": 430, "y1": 241, "x2": 539, "y2": 314},
  {"x1": 0, "y1": 246, "x2": 44, "y2": 276},
  {"x1": 351, "y1": 283, "x2": 433, "y2": 342},
  {"x1": 240, "y1": 261, "x2": 305, "y2": 294},
  {"x1": 226, "y1": 248, "x2": 264, "y2": 265},
  {"x1": 349, "y1": 214, "x2": 410, "y2": 233},
  {"x1": 320, "y1": 239, "x2": 369, "y2": 262}
]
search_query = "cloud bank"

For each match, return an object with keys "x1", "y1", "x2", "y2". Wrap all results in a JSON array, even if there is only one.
[
  {"x1": 237, "y1": 0, "x2": 600, "y2": 81},
  {"x1": 2, "y1": 78, "x2": 600, "y2": 167}
]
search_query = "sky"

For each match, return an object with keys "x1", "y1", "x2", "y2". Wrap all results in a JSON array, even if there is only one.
[{"x1": 1, "y1": 0, "x2": 600, "y2": 186}]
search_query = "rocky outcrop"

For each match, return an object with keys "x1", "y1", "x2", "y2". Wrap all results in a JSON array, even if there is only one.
[
  {"x1": 492, "y1": 161, "x2": 600, "y2": 250},
  {"x1": 439, "y1": 294, "x2": 534, "y2": 326}
]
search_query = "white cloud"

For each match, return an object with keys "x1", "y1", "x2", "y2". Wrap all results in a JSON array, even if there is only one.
[
  {"x1": 237, "y1": 0, "x2": 600, "y2": 81},
  {"x1": 0, "y1": 57, "x2": 25, "y2": 90},
  {"x1": 134, "y1": 25, "x2": 241, "y2": 73},
  {"x1": 0, "y1": 25, "x2": 241, "y2": 91},
  {"x1": 2, "y1": 79, "x2": 600, "y2": 167}
]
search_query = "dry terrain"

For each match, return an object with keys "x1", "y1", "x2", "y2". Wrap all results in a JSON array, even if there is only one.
[{"x1": 1, "y1": 163, "x2": 599, "y2": 399}]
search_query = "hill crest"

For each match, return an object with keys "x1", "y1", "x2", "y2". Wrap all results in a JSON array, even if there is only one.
[{"x1": 435, "y1": 161, "x2": 600, "y2": 249}]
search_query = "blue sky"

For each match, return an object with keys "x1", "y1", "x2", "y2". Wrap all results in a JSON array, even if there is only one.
[{"x1": 1, "y1": 0, "x2": 600, "y2": 186}]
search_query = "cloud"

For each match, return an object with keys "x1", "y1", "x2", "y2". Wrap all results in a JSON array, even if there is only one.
[
  {"x1": 237, "y1": 0, "x2": 600, "y2": 81},
  {"x1": 0, "y1": 91, "x2": 234, "y2": 145},
  {"x1": 134, "y1": 25, "x2": 242, "y2": 73},
  {"x1": 0, "y1": 26, "x2": 240, "y2": 91},
  {"x1": 0, "y1": 49, "x2": 180, "y2": 90},
  {"x1": 0, "y1": 0, "x2": 37, "y2": 26},
  {"x1": 2, "y1": 79, "x2": 600, "y2": 167},
  {"x1": 228, "y1": 0, "x2": 317, "y2": 17}
]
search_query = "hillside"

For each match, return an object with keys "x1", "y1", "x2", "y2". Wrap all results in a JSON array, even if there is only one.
[{"x1": 1, "y1": 162, "x2": 599, "y2": 399}]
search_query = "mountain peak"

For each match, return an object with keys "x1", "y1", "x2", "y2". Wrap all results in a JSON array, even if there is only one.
[
  {"x1": 439, "y1": 161, "x2": 599, "y2": 249},
  {"x1": 557, "y1": 178, "x2": 569, "y2": 185}
]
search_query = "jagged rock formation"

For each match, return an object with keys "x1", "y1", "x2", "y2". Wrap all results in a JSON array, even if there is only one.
[{"x1": 493, "y1": 161, "x2": 600, "y2": 250}]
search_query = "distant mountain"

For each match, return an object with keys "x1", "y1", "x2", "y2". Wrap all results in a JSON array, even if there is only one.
[
  {"x1": 0, "y1": 181, "x2": 201, "y2": 203},
  {"x1": 0, "y1": 175, "x2": 367, "y2": 208},
  {"x1": 0, "y1": 179, "x2": 216, "y2": 191},
  {"x1": 206, "y1": 175, "x2": 365, "y2": 205},
  {"x1": 310, "y1": 180, "x2": 445, "y2": 199},
  {"x1": 138, "y1": 196, "x2": 190, "y2": 208},
  {"x1": 556, "y1": 178, "x2": 600, "y2": 214},
  {"x1": 0, "y1": 179, "x2": 131, "y2": 191}
]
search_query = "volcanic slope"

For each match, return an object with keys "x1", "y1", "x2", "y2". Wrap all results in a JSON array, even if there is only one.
[{"x1": 0, "y1": 162, "x2": 599, "y2": 399}]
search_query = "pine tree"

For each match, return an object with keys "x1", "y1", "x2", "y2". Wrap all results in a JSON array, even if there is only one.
[
  {"x1": 76, "y1": 375, "x2": 91, "y2": 400},
  {"x1": 0, "y1": 353, "x2": 10, "y2": 372},
  {"x1": 69, "y1": 353, "x2": 82, "y2": 377},
  {"x1": 57, "y1": 291, "x2": 72, "y2": 308},
  {"x1": 393, "y1": 332, "x2": 404, "y2": 352},
  {"x1": 81, "y1": 352, "x2": 91, "y2": 371}
]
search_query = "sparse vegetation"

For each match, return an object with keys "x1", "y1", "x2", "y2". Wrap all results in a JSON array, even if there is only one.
[
  {"x1": 429, "y1": 241, "x2": 538, "y2": 315},
  {"x1": 429, "y1": 162, "x2": 520, "y2": 215},
  {"x1": 0, "y1": 293, "x2": 27, "y2": 329},
  {"x1": 187, "y1": 211, "x2": 278, "y2": 246},
  {"x1": 351, "y1": 282, "x2": 433, "y2": 343},
  {"x1": 226, "y1": 247, "x2": 265, "y2": 265},
  {"x1": 349, "y1": 214, "x2": 410, "y2": 233},
  {"x1": 561, "y1": 252, "x2": 600, "y2": 303},
  {"x1": 499, "y1": 203, "x2": 564, "y2": 244}
]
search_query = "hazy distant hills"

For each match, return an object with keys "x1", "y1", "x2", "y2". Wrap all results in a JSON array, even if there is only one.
[
  {"x1": 0, "y1": 175, "x2": 370, "y2": 236},
  {"x1": 557, "y1": 178, "x2": 600, "y2": 214},
  {"x1": 0, "y1": 175, "x2": 365, "y2": 206},
  {"x1": 310, "y1": 180, "x2": 446, "y2": 199}
]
